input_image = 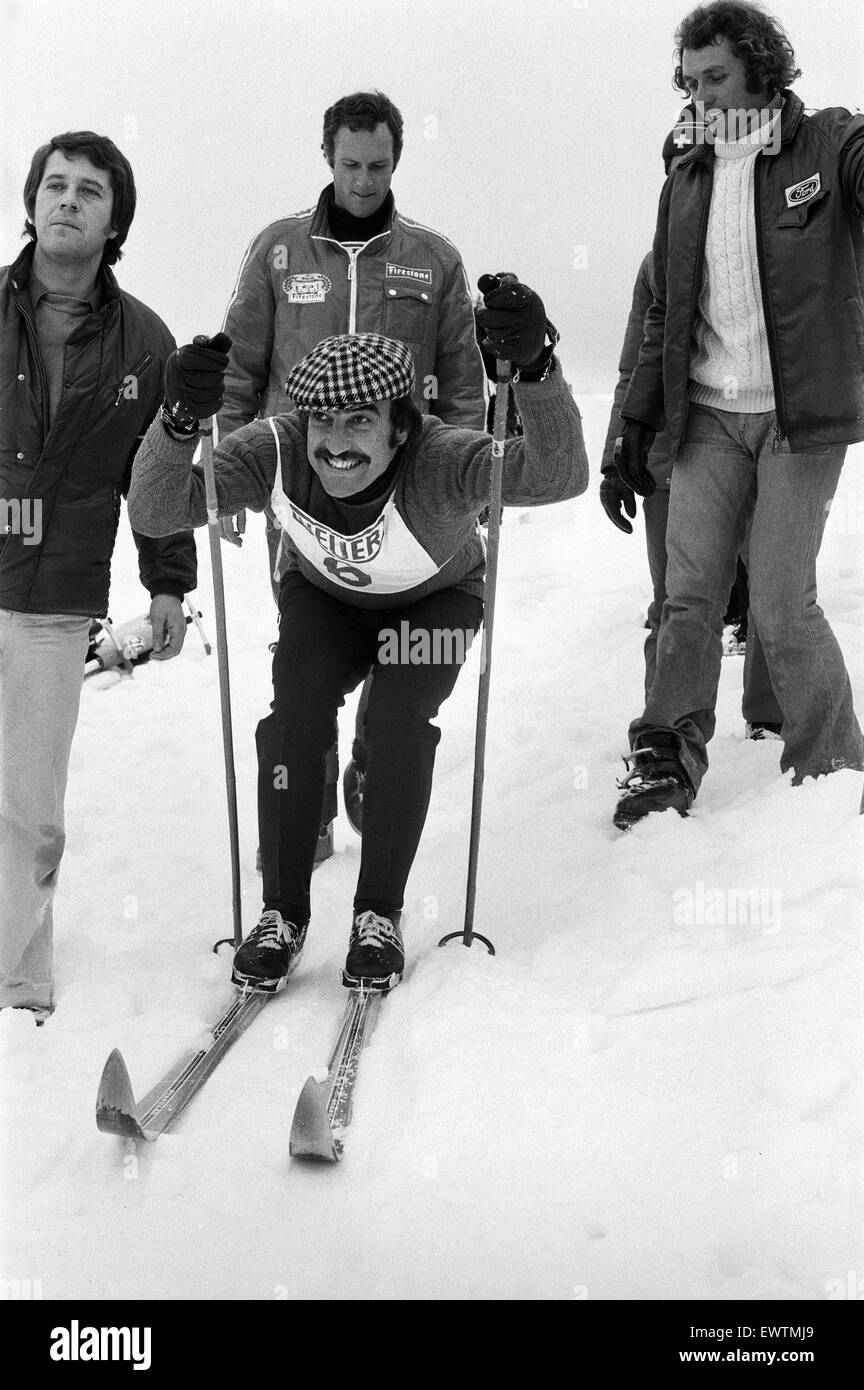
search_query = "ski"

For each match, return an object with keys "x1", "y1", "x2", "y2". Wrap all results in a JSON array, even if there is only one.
[
  {"x1": 289, "y1": 984, "x2": 391, "y2": 1162},
  {"x1": 96, "y1": 984, "x2": 276, "y2": 1141}
]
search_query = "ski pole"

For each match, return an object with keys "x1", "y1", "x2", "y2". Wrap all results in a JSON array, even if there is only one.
[
  {"x1": 184, "y1": 597, "x2": 213, "y2": 655},
  {"x1": 439, "y1": 355, "x2": 510, "y2": 956},
  {"x1": 199, "y1": 416, "x2": 243, "y2": 951}
]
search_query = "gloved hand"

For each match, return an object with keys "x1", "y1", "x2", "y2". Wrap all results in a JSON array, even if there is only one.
[
  {"x1": 476, "y1": 274, "x2": 549, "y2": 369},
  {"x1": 163, "y1": 332, "x2": 232, "y2": 425},
  {"x1": 219, "y1": 510, "x2": 246, "y2": 547},
  {"x1": 614, "y1": 420, "x2": 656, "y2": 497},
  {"x1": 600, "y1": 472, "x2": 638, "y2": 534}
]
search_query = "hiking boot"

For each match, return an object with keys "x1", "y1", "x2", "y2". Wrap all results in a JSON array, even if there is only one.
[{"x1": 613, "y1": 738, "x2": 694, "y2": 829}]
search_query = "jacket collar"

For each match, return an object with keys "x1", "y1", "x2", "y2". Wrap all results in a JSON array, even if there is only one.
[
  {"x1": 9, "y1": 240, "x2": 121, "y2": 314},
  {"x1": 676, "y1": 89, "x2": 804, "y2": 169},
  {"x1": 309, "y1": 184, "x2": 397, "y2": 239}
]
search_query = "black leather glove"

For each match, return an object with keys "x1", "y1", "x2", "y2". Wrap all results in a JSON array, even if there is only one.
[
  {"x1": 163, "y1": 332, "x2": 232, "y2": 427},
  {"x1": 614, "y1": 419, "x2": 657, "y2": 497},
  {"x1": 600, "y1": 472, "x2": 638, "y2": 534},
  {"x1": 476, "y1": 274, "x2": 549, "y2": 369}
]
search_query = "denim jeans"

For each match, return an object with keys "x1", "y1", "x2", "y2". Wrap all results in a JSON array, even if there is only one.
[
  {"x1": 0, "y1": 610, "x2": 90, "y2": 1009},
  {"x1": 642, "y1": 485, "x2": 782, "y2": 724},
  {"x1": 630, "y1": 403, "x2": 862, "y2": 792}
]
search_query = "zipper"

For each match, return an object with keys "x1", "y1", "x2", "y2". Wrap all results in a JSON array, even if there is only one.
[
  {"x1": 113, "y1": 351, "x2": 153, "y2": 406},
  {"x1": 14, "y1": 295, "x2": 51, "y2": 436},
  {"x1": 311, "y1": 229, "x2": 392, "y2": 334},
  {"x1": 681, "y1": 162, "x2": 713, "y2": 451},
  {"x1": 346, "y1": 249, "x2": 359, "y2": 332},
  {"x1": 753, "y1": 155, "x2": 788, "y2": 444}
]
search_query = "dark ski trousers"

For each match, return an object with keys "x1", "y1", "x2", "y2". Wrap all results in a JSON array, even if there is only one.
[
  {"x1": 266, "y1": 503, "x2": 370, "y2": 824},
  {"x1": 258, "y1": 574, "x2": 483, "y2": 927}
]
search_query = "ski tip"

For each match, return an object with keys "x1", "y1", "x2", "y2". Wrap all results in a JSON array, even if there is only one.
[
  {"x1": 96, "y1": 1047, "x2": 146, "y2": 1139},
  {"x1": 289, "y1": 1076, "x2": 341, "y2": 1162}
]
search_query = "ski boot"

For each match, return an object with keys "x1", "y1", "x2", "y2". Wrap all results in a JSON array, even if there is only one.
[
  {"x1": 342, "y1": 910, "x2": 403, "y2": 991},
  {"x1": 614, "y1": 735, "x2": 694, "y2": 830},
  {"x1": 745, "y1": 722, "x2": 782, "y2": 742},
  {"x1": 342, "y1": 759, "x2": 365, "y2": 836},
  {"x1": 231, "y1": 911, "x2": 307, "y2": 992},
  {"x1": 722, "y1": 621, "x2": 747, "y2": 656}
]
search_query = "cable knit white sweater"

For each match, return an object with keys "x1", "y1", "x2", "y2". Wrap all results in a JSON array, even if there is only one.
[{"x1": 689, "y1": 110, "x2": 782, "y2": 414}]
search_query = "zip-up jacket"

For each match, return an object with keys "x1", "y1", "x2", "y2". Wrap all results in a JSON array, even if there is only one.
[
  {"x1": 622, "y1": 92, "x2": 864, "y2": 453},
  {"x1": 218, "y1": 186, "x2": 486, "y2": 438},
  {"x1": 0, "y1": 244, "x2": 196, "y2": 615},
  {"x1": 129, "y1": 361, "x2": 587, "y2": 610},
  {"x1": 601, "y1": 251, "x2": 673, "y2": 487}
]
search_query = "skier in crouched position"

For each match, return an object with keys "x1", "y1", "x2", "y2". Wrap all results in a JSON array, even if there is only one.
[{"x1": 128, "y1": 276, "x2": 588, "y2": 991}]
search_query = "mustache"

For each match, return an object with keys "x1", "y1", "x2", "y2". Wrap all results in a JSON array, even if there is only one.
[{"x1": 314, "y1": 447, "x2": 370, "y2": 467}]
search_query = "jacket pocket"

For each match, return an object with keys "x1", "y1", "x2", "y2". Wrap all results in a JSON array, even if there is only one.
[
  {"x1": 112, "y1": 351, "x2": 155, "y2": 406},
  {"x1": 383, "y1": 285, "x2": 433, "y2": 344},
  {"x1": 775, "y1": 188, "x2": 828, "y2": 227}
]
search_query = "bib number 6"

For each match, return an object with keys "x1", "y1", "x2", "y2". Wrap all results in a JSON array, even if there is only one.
[{"x1": 323, "y1": 556, "x2": 372, "y2": 588}]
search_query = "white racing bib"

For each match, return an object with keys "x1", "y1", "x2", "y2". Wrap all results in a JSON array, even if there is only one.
[{"x1": 268, "y1": 418, "x2": 442, "y2": 594}]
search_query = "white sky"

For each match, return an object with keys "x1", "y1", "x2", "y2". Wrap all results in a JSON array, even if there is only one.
[{"x1": 1, "y1": 0, "x2": 861, "y2": 388}]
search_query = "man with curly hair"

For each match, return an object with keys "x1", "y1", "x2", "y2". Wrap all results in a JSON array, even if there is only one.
[{"x1": 613, "y1": 0, "x2": 864, "y2": 827}]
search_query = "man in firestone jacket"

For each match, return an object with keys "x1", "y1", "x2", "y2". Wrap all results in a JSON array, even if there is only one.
[
  {"x1": 0, "y1": 131, "x2": 196, "y2": 1019},
  {"x1": 216, "y1": 90, "x2": 486, "y2": 861},
  {"x1": 612, "y1": 1, "x2": 864, "y2": 828}
]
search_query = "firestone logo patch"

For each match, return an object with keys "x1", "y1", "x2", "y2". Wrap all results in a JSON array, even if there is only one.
[
  {"x1": 784, "y1": 172, "x2": 821, "y2": 207},
  {"x1": 385, "y1": 262, "x2": 432, "y2": 285},
  {"x1": 282, "y1": 273, "x2": 332, "y2": 302}
]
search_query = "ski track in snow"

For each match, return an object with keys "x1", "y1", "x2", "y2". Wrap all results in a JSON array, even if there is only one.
[{"x1": 1, "y1": 392, "x2": 862, "y2": 1301}]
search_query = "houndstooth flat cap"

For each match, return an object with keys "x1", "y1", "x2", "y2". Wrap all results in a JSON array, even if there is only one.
[{"x1": 285, "y1": 333, "x2": 415, "y2": 411}]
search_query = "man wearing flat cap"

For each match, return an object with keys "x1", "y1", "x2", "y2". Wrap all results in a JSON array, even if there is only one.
[{"x1": 129, "y1": 276, "x2": 587, "y2": 992}]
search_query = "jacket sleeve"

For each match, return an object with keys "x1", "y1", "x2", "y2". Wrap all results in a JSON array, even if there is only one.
[
  {"x1": 620, "y1": 181, "x2": 672, "y2": 433},
  {"x1": 128, "y1": 415, "x2": 284, "y2": 537},
  {"x1": 217, "y1": 231, "x2": 276, "y2": 439},
  {"x1": 600, "y1": 254, "x2": 655, "y2": 475},
  {"x1": 442, "y1": 359, "x2": 588, "y2": 509},
  {"x1": 835, "y1": 109, "x2": 864, "y2": 217},
  {"x1": 123, "y1": 333, "x2": 197, "y2": 599},
  {"x1": 430, "y1": 254, "x2": 487, "y2": 428}
]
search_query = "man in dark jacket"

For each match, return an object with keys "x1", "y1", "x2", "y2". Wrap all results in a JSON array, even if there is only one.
[
  {"x1": 612, "y1": 1, "x2": 864, "y2": 827},
  {"x1": 0, "y1": 131, "x2": 196, "y2": 1017},
  {"x1": 601, "y1": 118, "x2": 783, "y2": 731}
]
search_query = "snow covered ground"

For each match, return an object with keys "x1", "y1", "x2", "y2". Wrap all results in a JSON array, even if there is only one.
[{"x1": 1, "y1": 392, "x2": 862, "y2": 1302}]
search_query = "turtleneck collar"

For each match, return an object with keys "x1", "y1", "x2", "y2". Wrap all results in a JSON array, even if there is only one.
[{"x1": 326, "y1": 187, "x2": 394, "y2": 243}]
